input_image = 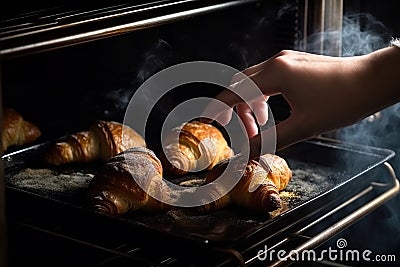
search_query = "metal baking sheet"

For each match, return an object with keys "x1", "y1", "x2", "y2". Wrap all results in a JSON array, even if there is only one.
[{"x1": 3, "y1": 137, "x2": 395, "y2": 245}]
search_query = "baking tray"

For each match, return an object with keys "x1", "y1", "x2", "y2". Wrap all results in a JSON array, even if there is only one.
[{"x1": 2, "y1": 137, "x2": 396, "y2": 248}]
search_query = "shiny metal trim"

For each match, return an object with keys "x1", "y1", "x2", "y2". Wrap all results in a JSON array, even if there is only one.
[
  {"x1": 1, "y1": 0, "x2": 259, "y2": 59},
  {"x1": 269, "y1": 161, "x2": 400, "y2": 267},
  {"x1": 301, "y1": 0, "x2": 343, "y2": 56},
  {"x1": 0, "y1": 1, "x2": 193, "y2": 41}
]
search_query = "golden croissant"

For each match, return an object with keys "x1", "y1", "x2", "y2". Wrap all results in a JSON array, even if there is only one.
[
  {"x1": 87, "y1": 147, "x2": 232, "y2": 216},
  {"x1": 1, "y1": 107, "x2": 41, "y2": 154},
  {"x1": 87, "y1": 147, "x2": 172, "y2": 215},
  {"x1": 203, "y1": 153, "x2": 292, "y2": 213},
  {"x1": 159, "y1": 121, "x2": 234, "y2": 177},
  {"x1": 43, "y1": 120, "x2": 146, "y2": 165}
]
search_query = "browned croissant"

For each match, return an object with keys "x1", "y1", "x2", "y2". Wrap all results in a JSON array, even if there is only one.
[
  {"x1": 159, "y1": 121, "x2": 234, "y2": 177},
  {"x1": 203, "y1": 153, "x2": 292, "y2": 213},
  {"x1": 1, "y1": 107, "x2": 41, "y2": 154},
  {"x1": 87, "y1": 146, "x2": 233, "y2": 216},
  {"x1": 87, "y1": 147, "x2": 172, "y2": 215},
  {"x1": 43, "y1": 120, "x2": 146, "y2": 165}
]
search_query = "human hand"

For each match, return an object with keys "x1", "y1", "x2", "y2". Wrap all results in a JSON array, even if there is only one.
[{"x1": 202, "y1": 47, "x2": 400, "y2": 157}]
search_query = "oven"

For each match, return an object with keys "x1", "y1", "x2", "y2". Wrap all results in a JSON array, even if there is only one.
[{"x1": 1, "y1": 1, "x2": 399, "y2": 266}]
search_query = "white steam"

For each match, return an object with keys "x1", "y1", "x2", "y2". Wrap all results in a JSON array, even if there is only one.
[
  {"x1": 335, "y1": 13, "x2": 398, "y2": 148},
  {"x1": 299, "y1": 13, "x2": 391, "y2": 56},
  {"x1": 341, "y1": 13, "x2": 390, "y2": 56},
  {"x1": 300, "y1": 12, "x2": 398, "y2": 148}
]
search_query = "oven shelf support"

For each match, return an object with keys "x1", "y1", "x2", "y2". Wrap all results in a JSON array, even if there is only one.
[{"x1": 268, "y1": 161, "x2": 399, "y2": 267}]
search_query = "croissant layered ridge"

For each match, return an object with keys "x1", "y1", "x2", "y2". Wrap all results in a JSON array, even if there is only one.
[
  {"x1": 159, "y1": 121, "x2": 234, "y2": 177},
  {"x1": 87, "y1": 147, "x2": 170, "y2": 215},
  {"x1": 87, "y1": 147, "x2": 232, "y2": 216},
  {"x1": 2, "y1": 107, "x2": 41, "y2": 154},
  {"x1": 43, "y1": 120, "x2": 146, "y2": 166},
  {"x1": 204, "y1": 153, "x2": 293, "y2": 213}
]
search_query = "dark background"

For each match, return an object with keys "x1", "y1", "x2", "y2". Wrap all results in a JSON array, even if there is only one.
[
  {"x1": 1, "y1": 0, "x2": 399, "y2": 266},
  {"x1": 331, "y1": 1, "x2": 400, "y2": 265}
]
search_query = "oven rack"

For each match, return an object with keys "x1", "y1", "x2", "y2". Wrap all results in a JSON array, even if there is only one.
[{"x1": 6, "y1": 161, "x2": 399, "y2": 267}]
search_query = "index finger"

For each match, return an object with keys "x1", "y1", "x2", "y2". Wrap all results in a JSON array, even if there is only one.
[
  {"x1": 199, "y1": 97, "x2": 233, "y2": 125},
  {"x1": 200, "y1": 79, "x2": 259, "y2": 125}
]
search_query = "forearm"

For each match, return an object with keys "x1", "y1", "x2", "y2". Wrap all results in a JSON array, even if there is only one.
[
  {"x1": 202, "y1": 45, "x2": 400, "y2": 157},
  {"x1": 261, "y1": 46, "x2": 400, "y2": 153},
  {"x1": 358, "y1": 46, "x2": 400, "y2": 113}
]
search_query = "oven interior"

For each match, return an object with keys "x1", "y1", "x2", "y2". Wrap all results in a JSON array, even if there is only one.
[
  {"x1": 3, "y1": 136, "x2": 398, "y2": 267},
  {"x1": 1, "y1": 0, "x2": 295, "y2": 147},
  {"x1": 1, "y1": 0, "x2": 400, "y2": 266}
]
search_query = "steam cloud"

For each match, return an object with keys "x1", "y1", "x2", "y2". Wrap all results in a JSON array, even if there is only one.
[
  {"x1": 300, "y1": 11, "x2": 400, "y2": 255},
  {"x1": 135, "y1": 39, "x2": 172, "y2": 85},
  {"x1": 340, "y1": 13, "x2": 390, "y2": 56},
  {"x1": 300, "y1": 12, "x2": 399, "y2": 149},
  {"x1": 300, "y1": 13, "x2": 391, "y2": 56},
  {"x1": 334, "y1": 13, "x2": 399, "y2": 149}
]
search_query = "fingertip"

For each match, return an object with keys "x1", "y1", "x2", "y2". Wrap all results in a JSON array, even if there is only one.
[
  {"x1": 201, "y1": 99, "x2": 228, "y2": 121},
  {"x1": 239, "y1": 112, "x2": 259, "y2": 138},
  {"x1": 252, "y1": 101, "x2": 269, "y2": 126},
  {"x1": 200, "y1": 112, "x2": 233, "y2": 126},
  {"x1": 215, "y1": 110, "x2": 233, "y2": 126}
]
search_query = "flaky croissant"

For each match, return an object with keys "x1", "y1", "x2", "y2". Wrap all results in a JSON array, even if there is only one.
[
  {"x1": 1, "y1": 107, "x2": 41, "y2": 154},
  {"x1": 203, "y1": 153, "x2": 292, "y2": 213},
  {"x1": 87, "y1": 147, "x2": 171, "y2": 215},
  {"x1": 159, "y1": 121, "x2": 234, "y2": 177},
  {"x1": 87, "y1": 147, "x2": 232, "y2": 216},
  {"x1": 43, "y1": 120, "x2": 146, "y2": 166}
]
